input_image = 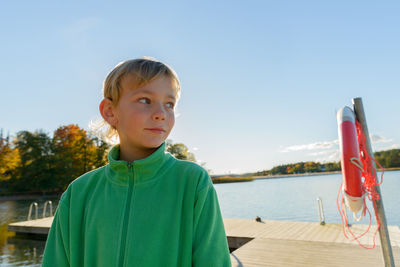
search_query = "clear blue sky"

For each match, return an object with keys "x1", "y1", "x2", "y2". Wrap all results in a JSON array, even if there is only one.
[{"x1": 1, "y1": 1, "x2": 399, "y2": 174}]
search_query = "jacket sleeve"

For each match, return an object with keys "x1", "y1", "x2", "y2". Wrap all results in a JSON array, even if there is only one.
[
  {"x1": 192, "y1": 179, "x2": 231, "y2": 267},
  {"x1": 42, "y1": 201, "x2": 70, "y2": 267}
]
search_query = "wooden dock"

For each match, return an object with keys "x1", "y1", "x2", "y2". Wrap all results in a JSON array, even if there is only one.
[
  {"x1": 225, "y1": 218, "x2": 400, "y2": 266},
  {"x1": 8, "y1": 217, "x2": 400, "y2": 266},
  {"x1": 8, "y1": 217, "x2": 53, "y2": 235}
]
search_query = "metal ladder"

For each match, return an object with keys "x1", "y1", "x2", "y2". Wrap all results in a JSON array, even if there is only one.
[
  {"x1": 316, "y1": 197, "x2": 325, "y2": 225},
  {"x1": 27, "y1": 200, "x2": 53, "y2": 220}
]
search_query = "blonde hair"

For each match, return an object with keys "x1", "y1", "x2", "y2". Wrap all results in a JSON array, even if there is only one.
[{"x1": 91, "y1": 57, "x2": 180, "y2": 143}]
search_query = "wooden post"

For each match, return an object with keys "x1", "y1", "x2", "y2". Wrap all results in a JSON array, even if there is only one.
[{"x1": 352, "y1": 97, "x2": 395, "y2": 267}]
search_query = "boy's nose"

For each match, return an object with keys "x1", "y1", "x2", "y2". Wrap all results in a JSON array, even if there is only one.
[
  {"x1": 153, "y1": 114, "x2": 165, "y2": 121},
  {"x1": 152, "y1": 106, "x2": 166, "y2": 121}
]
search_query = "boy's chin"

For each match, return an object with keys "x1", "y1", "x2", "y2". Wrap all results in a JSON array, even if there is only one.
[
  {"x1": 142, "y1": 140, "x2": 166, "y2": 149},
  {"x1": 121, "y1": 136, "x2": 168, "y2": 151},
  {"x1": 144, "y1": 144, "x2": 163, "y2": 150}
]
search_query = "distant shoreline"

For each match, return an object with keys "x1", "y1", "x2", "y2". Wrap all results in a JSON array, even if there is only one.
[
  {"x1": 211, "y1": 167, "x2": 400, "y2": 183},
  {"x1": 253, "y1": 171, "x2": 341, "y2": 180},
  {"x1": 252, "y1": 167, "x2": 400, "y2": 180},
  {"x1": 0, "y1": 193, "x2": 60, "y2": 201},
  {"x1": 2, "y1": 168, "x2": 399, "y2": 199}
]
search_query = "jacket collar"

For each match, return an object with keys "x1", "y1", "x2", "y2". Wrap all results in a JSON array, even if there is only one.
[{"x1": 105, "y1": 143, "x2": 172, "y2": 186}]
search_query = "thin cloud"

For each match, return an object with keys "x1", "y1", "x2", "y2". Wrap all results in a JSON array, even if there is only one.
[
  {"x1": 370, "y1": 134, "x2": 392, "y2": 144},
  {"x1": 308, "y1": 149, "x2": 339, "y2": 157},
  {"x1": 390, "y1": 143, "x2": 400, "y2": 149},
  {"x1": 378, "y1": 143, "x2": 400, "y2": 151},
  {"x1": 280, "y1": 140, "x2": 338, "y2": 153},
  {"x1": 324, "y1": 150, "x2": 341, "y2": 162},
  {"x1": 281, "y1": 133, "x2": 393, "y2": 154}
]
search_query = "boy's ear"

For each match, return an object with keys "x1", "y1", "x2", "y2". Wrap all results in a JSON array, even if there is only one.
[{"x1": 99, "y1": 98, "x2": 118, "y2": 127}]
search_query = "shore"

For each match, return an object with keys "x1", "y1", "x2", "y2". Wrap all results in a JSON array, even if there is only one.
[
  {"x1": 0, "y1": 193, "x2": 61, "y2": 201},
  {"x1": 253, "y1": 171, "x2": 341, "y2": 180},
  {"x1": 2, "y1": 168, "x2": 399, "y2": 199},
  {"x1": 253, "y1": 167, "x2": 400, "y2": 180},
  {"x1": 211, "y1": 176, "x2": 254, "y2": 184},
  {"x1": 262, "y1": 167, "x2": 399, "y2": 178},
  {"x1": 212, "y1": 167, "x2": 400, "y2": 183}
]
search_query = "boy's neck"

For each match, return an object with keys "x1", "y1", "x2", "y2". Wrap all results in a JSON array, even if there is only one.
[{"x1": 118, "y1": 144, "x2": 158, "y2": 163}]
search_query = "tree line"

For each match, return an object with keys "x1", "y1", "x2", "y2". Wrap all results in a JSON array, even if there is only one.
[
  {"x1": 0, "y1": 125, "x2": 195, "y2": 195},
  {"x1": 253, "y1": 149, "x2": 400, "y2": 176},
  {"x1": 1, "y1": 124, "x2": 398, "y2": 194}
]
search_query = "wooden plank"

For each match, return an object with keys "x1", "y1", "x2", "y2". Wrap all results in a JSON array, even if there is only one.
[
  {"x1": 230, "y1": 238, "x2": 400, "y2": 267},
  {"x1": 9, "y1": 217, "x2": 400, "y2": 247},
  {"x1": 8, "y1": 217, "x2": 400, "y2": 247},
  {"x1": 223, "y1": 218, "x2": 400, "y2": 247},
  {"x1": 8, "y1": 217, "x2": 53, "y2": 235},
  {"x1": 8, "y1": 217, "x2": 400, "y2": 266}
]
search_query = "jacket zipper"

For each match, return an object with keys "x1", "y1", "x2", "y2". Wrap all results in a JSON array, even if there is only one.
[{"x1": 118, "y1": 162, "x2": 134, "y2": 267}]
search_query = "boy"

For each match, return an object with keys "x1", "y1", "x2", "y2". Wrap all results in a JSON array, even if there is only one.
[{"x1": 42, "y1": 58, "x2": 232, "y2": 267}]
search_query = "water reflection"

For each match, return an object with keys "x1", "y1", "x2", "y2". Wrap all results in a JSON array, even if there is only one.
[
  {"x1": 0, "y1": 197, "x2": 59, "y2": 267},
  {"x1": 1, "y1": 236, "x2": 45, "y2": 266}
]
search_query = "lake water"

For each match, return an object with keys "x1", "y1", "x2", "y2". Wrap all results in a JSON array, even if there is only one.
[
  {"x1": 1, "y1": 171, "x2": 399, "y2": 266},
  {"x1": 214, "y1": 171, "x2": 400, "y2": 226}
]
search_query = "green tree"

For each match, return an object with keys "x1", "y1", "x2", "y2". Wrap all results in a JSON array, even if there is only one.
[
  {"x1": 166, "y1": 141, "x2": 196, "y2": 162},
  {"x1": 269, "y1": 164, "x2": 288, "y2": 175},
  {"x1": 90, "y1": 135, "x2": 111, "y2": 167},
  {"x1": 13, "y1": 130, "x2": 54, "y2": 192},
  {"x1": 375, "y1": 149, "x2": 400, "y2": 168},
  {"x1": 324, "y1": 162, "x2": 341, "y2": 172}
]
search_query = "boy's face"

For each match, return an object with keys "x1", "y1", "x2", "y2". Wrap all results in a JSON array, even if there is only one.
[{"x1": 112, "y1": 74, "x2": 176, "y2": 154}]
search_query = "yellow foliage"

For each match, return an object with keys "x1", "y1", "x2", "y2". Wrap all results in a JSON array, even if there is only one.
[{"x1": 0, "y1": 142, "x2": 20, "y2": 181}]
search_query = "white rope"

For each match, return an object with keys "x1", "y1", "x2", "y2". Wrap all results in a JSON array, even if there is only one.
[
  {"x1": 343, "y1": 187, "x2": 366, "y2": 221},
  {"x1": 353, "y1": 211, "x2": 363, "y2": 222},
  {"x1": 350, "y1": 157, "x2": 363, "y2": 171}
]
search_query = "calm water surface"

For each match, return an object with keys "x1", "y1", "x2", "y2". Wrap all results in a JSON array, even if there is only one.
[
  {"x1": 1, "y1": 171, "x2": 399, "y2": 266},
  {"x1": 214, "y1": 171, "x2": 400, "y2": 226}
]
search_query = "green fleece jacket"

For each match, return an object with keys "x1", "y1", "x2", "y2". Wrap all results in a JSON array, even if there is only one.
[{"x1": 42, "y1": 143, "x2": 231, "y2": 267}]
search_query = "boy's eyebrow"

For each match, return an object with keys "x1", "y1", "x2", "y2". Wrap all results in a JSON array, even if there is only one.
[{"x1": 133, "y1": 89, "x2": 176, "y2": 100}]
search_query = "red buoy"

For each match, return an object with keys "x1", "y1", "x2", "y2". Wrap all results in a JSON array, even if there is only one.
[{"x1": 337, "y1": 106, "x2": 364, "y2": 215}]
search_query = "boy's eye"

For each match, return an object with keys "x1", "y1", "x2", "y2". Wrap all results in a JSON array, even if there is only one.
[
  {"x1": 166, "y1": 102, "x2": 175, "y2": 109},
  {"x1": 138, "y1": 98, "x2": 150, "y2": 104}
]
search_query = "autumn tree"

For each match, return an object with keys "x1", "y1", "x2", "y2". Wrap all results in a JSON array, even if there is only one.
[
  {"x1": 286, "y1": 166, "x2": 293, "y2": 174},
  {"x1": 292, "y1": 163, "x2": 304, "y2": 174},
  {"x1": 304, "y1": 161, "x2": 320, "y2": 173},
  {"x1": 0, "y1": 132, "x2": 20, "y2": 182},
  {"x1": 52, "y1": 125, "x2": 103, "y2": 191}
]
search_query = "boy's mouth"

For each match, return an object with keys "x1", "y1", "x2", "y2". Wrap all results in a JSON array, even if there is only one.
[{"x1": 145, "y1": 128, "x2": 165, "y2": 134}]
